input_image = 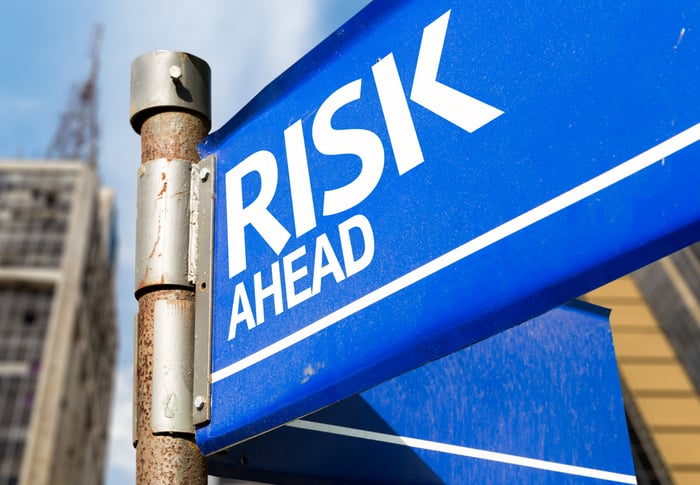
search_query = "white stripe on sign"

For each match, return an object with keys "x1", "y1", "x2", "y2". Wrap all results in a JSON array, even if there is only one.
[
  {"x1": 287, "y1": 419, "x2": 638, "y2": 484},
  {"x1": 212, "y1": 122, "x2": 700, "y2": 384}
]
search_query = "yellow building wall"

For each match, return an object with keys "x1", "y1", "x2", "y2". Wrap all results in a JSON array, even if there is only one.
[{"x1": 587, "y1": 275, "x2": 700, "y2": 485}]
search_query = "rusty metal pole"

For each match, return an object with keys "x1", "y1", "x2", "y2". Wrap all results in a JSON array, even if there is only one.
[{"x1": 130, "y1": 51, "x2": 211, "y2": 484}]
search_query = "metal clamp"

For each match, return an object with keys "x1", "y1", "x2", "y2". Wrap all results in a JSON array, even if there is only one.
[
  {"x1": 152, "y1": 296, "x2": 195, "y2": 433},
  {"x1": 135, "y1": 158, "x2": 194, "y2": 293}
]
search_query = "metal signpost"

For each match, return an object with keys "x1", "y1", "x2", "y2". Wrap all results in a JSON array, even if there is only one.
[
  {"x1": 130, "y1": 51, "x2": 211, "y2": 483},
  {"x1": 193, "y1": 0, "x2": 700, "y2": 456},
  {"x1": 207, "y1": 302, "x2": 637, "y2": 484}
]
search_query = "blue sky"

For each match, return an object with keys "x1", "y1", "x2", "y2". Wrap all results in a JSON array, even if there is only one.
[{"x1": 0, "y1": 1, "x2": 369, "y2": 483}]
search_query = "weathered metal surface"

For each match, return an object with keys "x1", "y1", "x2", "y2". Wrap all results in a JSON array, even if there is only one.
[
  {"x1": 152, "y1": 297, "x2": 195, "y2": 433},
  {"x1": 140, "y1": 112, "x2": 208, "y2": 164},
  {"x1": 135, "y1": 158, "x2": 193, "y2": 292}
]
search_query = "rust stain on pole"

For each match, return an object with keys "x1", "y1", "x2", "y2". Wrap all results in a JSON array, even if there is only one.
[{"x1": 141, "y1": 111, "x2": 208, "y2": 164}]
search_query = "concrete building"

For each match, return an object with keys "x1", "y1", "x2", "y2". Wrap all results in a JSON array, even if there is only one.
[{"x1": 0, "y1": 161, "x2": 117, "y2": 485}]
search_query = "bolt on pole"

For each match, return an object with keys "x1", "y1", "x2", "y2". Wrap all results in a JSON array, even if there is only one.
[{"x1": 130, "y1": 50, "x2": 211, "y2": 484}]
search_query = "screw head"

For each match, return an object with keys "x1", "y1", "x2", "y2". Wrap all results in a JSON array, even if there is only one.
[
  {"x1": 199, "y1": 168, "x2": 210, "y2": 182},
  {"x1": 168, "y1": 65, "x2": 182, "y2": 80},
  {"x1": 194, "y1": 396, "x2": 205, "y2": 411}
]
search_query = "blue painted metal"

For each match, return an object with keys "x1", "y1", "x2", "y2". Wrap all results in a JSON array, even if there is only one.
[
  {"x1": 208, "y1": 302, "x2": 637, "y2": 484},
  {"x1": 196, "y1": 0, "x2": 700, "y2": 454}
]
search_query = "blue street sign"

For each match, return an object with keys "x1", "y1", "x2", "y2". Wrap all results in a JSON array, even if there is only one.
[
  {"x1": 196, "y1": 0, "x2": 700, "y2": 454},
  {"x1": 208, "y1": 302, "x2": 637, "y2": 484}
]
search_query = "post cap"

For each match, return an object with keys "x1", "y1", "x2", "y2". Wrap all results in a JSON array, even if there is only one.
[{"x1": 130, "y1": 50, "x2": 211, "y2": 134}]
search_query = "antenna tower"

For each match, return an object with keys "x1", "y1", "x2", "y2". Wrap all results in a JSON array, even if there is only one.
[{"x1": 46, "y1": 25, "x2": 103, "y2": 167}]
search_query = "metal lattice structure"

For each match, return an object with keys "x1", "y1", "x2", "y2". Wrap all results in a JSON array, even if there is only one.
[{"x1": 45, "y1": 25, "x2": 102, "y2": 166}]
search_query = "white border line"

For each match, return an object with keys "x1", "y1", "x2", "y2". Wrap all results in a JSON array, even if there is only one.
[
  {"x1": 287, "y1": 419, "x2": 638, "y2": 484},
  {"x1": 213, "y1": 123, "x2": 700, "y2": 384}
]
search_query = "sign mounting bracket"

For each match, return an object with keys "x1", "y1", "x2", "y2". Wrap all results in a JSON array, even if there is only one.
[{"x1": 193, "y1": 155, "x2": 215, "y2": 426}]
